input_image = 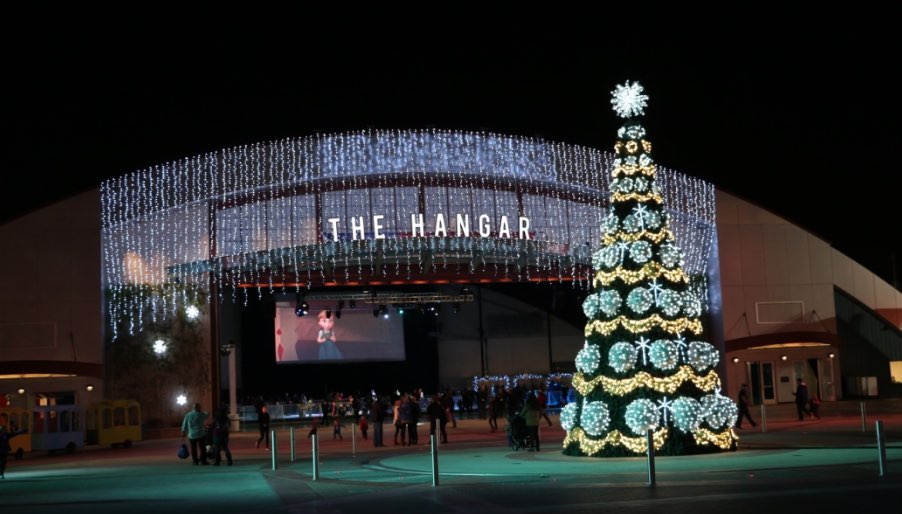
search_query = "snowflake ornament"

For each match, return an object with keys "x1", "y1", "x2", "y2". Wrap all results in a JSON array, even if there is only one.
[{"x1": 611, "y1": 80, "x2": 648, "y2": 119}]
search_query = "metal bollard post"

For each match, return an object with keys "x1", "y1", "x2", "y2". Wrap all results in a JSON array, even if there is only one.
[
  {"x1": 352, "y1": 422, "x2": 357, "y2": 457},
  {"x1": 876, "y1": 420, "x2": 887, "y2": 477},
  {"x1": 311, "y1": 433, "x2": 319, "y2": 480},
  {"x1": 860, "y1": 402, "x2": 868, "y2": 432},
  {"x1": 289, "y1": 426, "x2": 296, "y2": 463},
  {"x1": 271, "y1": 429, "x2": 278, "y2": 470},
  {"x1": 431, "y1": 433, "x2": 440, "y2": 486},
  {"x1": 646, "y1": 430, "x2": 656, "y2": 487},
  {"x1": 760, "y1": 404, "x2": 767, "y2": 433}
]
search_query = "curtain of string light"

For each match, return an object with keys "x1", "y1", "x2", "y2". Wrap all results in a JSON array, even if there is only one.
[{"x1": 101, "y1": 129, "x2": 715, "y2": 338}]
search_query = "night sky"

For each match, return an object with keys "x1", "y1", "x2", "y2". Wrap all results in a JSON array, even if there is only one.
[{"x1": 4, "y1": 15, "x2": 899, "y2": 288}]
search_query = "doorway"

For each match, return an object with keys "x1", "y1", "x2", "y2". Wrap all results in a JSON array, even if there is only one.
[{"x1": 747, "y1": 361, "x2": 777, "y2": 405}]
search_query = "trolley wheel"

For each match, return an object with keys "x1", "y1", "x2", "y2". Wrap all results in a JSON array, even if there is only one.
[
  {"x1": 14, "y1": 448, "x2": 24, "y2": 460},
  {"x1": 66, "y1": 441, "x2": 76, "y2": 453}
]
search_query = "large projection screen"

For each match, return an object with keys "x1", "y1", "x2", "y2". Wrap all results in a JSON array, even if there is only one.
[{"x1": 274, "y1": 301, "x2": 406, "y2": 363}]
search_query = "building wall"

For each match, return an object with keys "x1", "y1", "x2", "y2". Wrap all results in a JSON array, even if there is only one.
[
  {"x1": 0, "y1": 190, "x2": 103, "y2": 403},
  {"x1": 716, "y1": 190, "x2": 901, "y2": 402}
]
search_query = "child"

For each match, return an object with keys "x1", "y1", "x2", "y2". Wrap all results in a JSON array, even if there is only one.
[
  {"x1": 808, "y1": 396, "x2": 821, "y2": 419},
  {"x1": 307, "y1": 417, "x2": 319, "y2": 438},
  {"x1": 359, "y1": 415, "x2": 369, "y2": 440},
  {"x1": 333, "y1": 417, "x2": 343, "y2": 440}
]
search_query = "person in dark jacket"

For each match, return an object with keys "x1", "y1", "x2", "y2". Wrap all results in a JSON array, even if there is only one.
[
  {"x1": 1, "y1": 424, "x2": 28, "y2": 479},
  {"x1": 793, "y1": 379, "x2": 810, "y2": 421},
  {"x1": 426, "y1": 395, "x2": 448, "y2": 444},
  {"x1": 211, "y1": 406, "x2": 233, "y2": 466},
  {"x1": 735, "y1": 384, "x2": 757, "y2": 428},
  {"x1": 371, "y1": 396, "x2": 386, "y2": 447},
  {"x1": 256, "y1": 405, "x2": 270, "y2": 449}
]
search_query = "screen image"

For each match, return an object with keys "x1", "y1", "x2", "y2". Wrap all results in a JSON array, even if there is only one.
[{"x1": 274, "y1": 301, "x2": 406, "y2": 363}]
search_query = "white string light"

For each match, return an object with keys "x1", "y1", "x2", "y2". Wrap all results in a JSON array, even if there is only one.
[{"x1": 101, "y1": 130, "x2": 715, "y2": 338}]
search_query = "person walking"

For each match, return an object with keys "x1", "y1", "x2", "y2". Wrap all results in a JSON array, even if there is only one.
[
  {"x1": 358, "y1": 414, "x2": 368, "y2": 440},
  {"x1": 1, "y1": 424, "x2": 28, "y2": 479},
  {"x1": 537, "y1": 388, "x2": 553, "y2": 427},
  {"x1": 256, "y1": 405, "x2": 270, "y2": 449},
  {"x1": 371, "y1": 395, "x2": 386, "y2": 447},
  {"x1": 427, "y1": 395, "x2": 448, "y2": 444},
  {"x1": 519, "y1": 394, "x2": 541, "y2": 451},
  {"x1": 793, "y1": 378, "x2": 811, "y2": 421},
  {"x1": 211, "y1": 405, "x2": 233, "y2": 466},
  {"x1": 181, "y1": 402, "x2": 210, "y2": 465},
  {"x1": 332, "y1": 416, "x2": 343, "y2": 440},
  {"x1": 735, "y1": 384, "x2": 757, "y2": 428},
  {"x1": 392, "y1": 396, "x2": 406, "y2": 446}
]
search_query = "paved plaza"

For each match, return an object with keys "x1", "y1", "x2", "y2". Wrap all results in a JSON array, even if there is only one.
[{"x1": 3, "y1": 399, "x2": 901, "y2": 514}]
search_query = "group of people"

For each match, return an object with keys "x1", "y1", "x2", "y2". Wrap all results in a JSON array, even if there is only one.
[
  {"x1": 736, "y1": 378, "x2": 821, "y2": 429},
  {"x1": 181, "y1": 402, "x2": 233, "y2": 466}
]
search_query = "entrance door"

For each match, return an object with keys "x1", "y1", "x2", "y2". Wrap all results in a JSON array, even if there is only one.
[
  {"x1": 747, "y1": 361, "x2": 777, "y2": 405},
  {"x1": 760, "y1": 362, "x2": 778, "y2": 405}
]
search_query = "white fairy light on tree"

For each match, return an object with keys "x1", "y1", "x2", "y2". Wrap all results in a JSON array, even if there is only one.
[{"x1": 563, "y1": 81, "x2": 736, "y2": 457}]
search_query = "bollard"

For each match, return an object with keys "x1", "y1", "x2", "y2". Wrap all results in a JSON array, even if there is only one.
[
  {"x1": 860, "y1": 401, "x2": 868, "y2": 432},
  {"x1": 311, "y1": 433, "x2": 320, "y2": 480},
  {"x1": 271, "y1": 429, "x2": 278, "y2": 470},
  {"x1": 760, "y1": 404, "x2": 767, "y2": 433},
  {"x1": 289, "y1": 426, "x2": 296, "y2": 463},
  {"x1": 646, "y1": 429, "x2": 656, "y2": 487},
  {"x1": 352, "y1": 422, "x2": 357, "y2": 457},
  {"x1": 876, "y1": 420, "x2": 887, "y2": 477},
  {"x1": 431, "y1": 433, "x2": 440, "y2": 486}
]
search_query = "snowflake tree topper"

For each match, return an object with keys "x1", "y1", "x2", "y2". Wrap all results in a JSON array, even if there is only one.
[{"x1": 611, "y1": 80, "x2": 648, "y2": 119}]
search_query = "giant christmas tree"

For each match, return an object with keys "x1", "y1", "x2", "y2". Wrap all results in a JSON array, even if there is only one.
[{"x1": 561, "y1": 81, "x2": 738, "y2": 457}]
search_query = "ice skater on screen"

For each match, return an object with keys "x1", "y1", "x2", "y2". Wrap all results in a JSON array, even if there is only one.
[{"x1": 317, "y1": 310, "x2": 343, "y2": 360}]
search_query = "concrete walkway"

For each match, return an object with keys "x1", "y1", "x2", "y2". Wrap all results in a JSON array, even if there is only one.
[{"x1": 3, "y1": 399, "x2": 901, "y2": 514}]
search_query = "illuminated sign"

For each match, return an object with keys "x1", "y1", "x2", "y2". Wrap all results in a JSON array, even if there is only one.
[{"x1": 325, "y1": 213, "x2": 531, "y2": 242}]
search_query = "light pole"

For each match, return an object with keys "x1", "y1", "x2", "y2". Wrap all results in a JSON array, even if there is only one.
[{"x1": 221, "y1": 343, "x2": 239, "y2": 431}]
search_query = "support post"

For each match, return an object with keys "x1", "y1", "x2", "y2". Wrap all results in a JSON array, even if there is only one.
[
  {"x1": 876, "y1": 420, "x2": 887, "y2": 477},
  {"x1": 431, "y1": 433, "x2": 440, "y2": 486},
  {"x1": 311, "y1": 433, "x2": 319, "y2": 480},
  {"x1": 646, "y1": 430, "x2": 656, "y2": 487},
  {"x1": 270, "y1": 430, "x2": 277, "y2": 470},
  {"x1": 860, "y1": 401, "x2": 868, "y2": 432},
  {"x1": 289, "y1": 426, "x2": 296, "y2": 463},
  {"x1": 760, "y1": 404, "x2": 767, "y2": 433}
]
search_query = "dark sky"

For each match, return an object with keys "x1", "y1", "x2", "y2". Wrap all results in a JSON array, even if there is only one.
[{"x1": 3, "y1": 16, "x2": 900, "y2": 288}]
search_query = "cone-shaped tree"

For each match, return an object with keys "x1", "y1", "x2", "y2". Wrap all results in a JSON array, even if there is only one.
[{"x1": 561, "y1": 81, "x2": 738, "y2": 456}]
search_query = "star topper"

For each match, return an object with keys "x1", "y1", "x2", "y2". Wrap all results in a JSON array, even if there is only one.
[{"x1": 611, "y1": 80, "x2": 648, "y2": 119}]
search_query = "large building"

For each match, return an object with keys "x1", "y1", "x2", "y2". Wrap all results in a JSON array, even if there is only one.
[{"x1": 2, "y1": 130, "x2": 900, "y2": 425}]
